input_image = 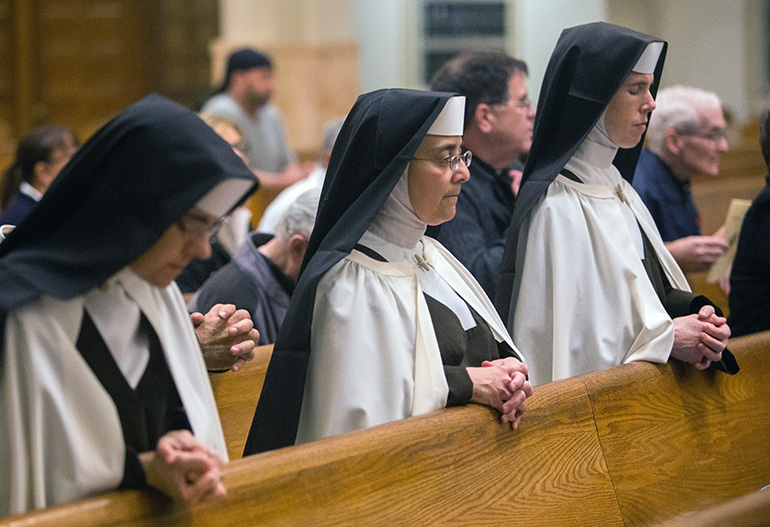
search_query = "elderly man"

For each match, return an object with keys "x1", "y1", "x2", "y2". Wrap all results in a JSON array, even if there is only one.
[
  {"x1": 429, "y1": 51, "x2": 535, "y2": 298},
  {"x1": 189, "y1": 188, "x2": 320, "y2": 346},
  {"x1": 201, "y1": 48, "x2": 312, "y2": 192},
  {"x1": 633, "y1": 85, "x2": 729, "y2": 272}
]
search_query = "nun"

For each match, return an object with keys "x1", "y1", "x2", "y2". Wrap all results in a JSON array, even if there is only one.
[
  {"x1": 0, "y1": 95, "x2": 258, "y2": 516},
  {"x1": 245, "y1": 89, "x2": 532, "y2": 454},
  {"x1": 496, "y1": 22, "x2": 737, "y2": 386}
]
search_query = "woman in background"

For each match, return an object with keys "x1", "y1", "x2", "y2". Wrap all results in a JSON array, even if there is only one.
[{"x1": 0, "y1": 125, "x2": 79, "y2": 226}]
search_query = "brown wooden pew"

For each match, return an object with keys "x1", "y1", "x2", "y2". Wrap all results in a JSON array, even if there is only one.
[
  {"x1": 2, "y1": 332, "x2": 769, "y2": 526},
  {"x1": 208, "y1": 344, "x2": 273, "y2": 460},
  {"x1": 581, "y1": 329, "x2": 770, "y2": 525},
  {"x1": 653, "y1": 488, "x2": 770, "y2": 527}
]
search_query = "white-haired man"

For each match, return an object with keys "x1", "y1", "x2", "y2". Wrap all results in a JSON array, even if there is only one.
[
  {"x1": 633, "y1": 85, "x2": 729, "y2": 272},
  {"x1": 188, "y1": 188, "x2": 319, "y2": 346}
]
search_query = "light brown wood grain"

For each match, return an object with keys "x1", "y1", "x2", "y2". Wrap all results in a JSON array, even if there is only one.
[
  {"x1": 208, "y1": 344, "x2": 273, "y2": 460},
  {"x1": 0, "y1": 375, "x2": 622, "y2": 526},
  {"x1": 581, "y1": 331, "x2": 770, "y2": 526},
  {"x1": 3, "y1": 332, "x2": 769, "y2": 526},
  {"x1": 653, "y1": 488, "x2": 770, "y2": 527}
]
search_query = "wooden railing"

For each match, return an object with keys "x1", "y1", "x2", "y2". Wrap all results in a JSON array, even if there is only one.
[{"x1": 3, "y1": 331, "x2": 768, "y2": 526}]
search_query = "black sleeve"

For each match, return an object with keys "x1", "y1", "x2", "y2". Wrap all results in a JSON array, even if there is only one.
[
  {"x1": 119, "y1": 445, "x2": 147, "y2": 490},
  {"x1": 443, "y1": 365, "x2": 474, "y2": 407}
]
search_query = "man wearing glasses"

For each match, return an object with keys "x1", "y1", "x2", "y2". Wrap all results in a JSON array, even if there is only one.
[
  {"x1": 430, "y1": 51, "x2": 535, "y2": 299},
  {"x1": 633, "y1": 85, "x2": 729, "y2": 273}
]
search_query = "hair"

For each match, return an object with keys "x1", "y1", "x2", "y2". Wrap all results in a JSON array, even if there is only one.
[
  {"x1": 430, "y1": 51, "x2": 528, "y2": 131},
  {"x1": 1, "y1": 125, "x2": 78, "y2": 209},
  {"x1": 274, "y1": 187, "x2": 321, "y2": 244},
  {"x1": 198, "y1": 112, "x2": 249, "y2": 157},
  {"x1": 759, "y1": 106, "x2": 770, "y2": 168},
  {"x1": 317, "y1": 117, "x2": 345, "y2": 163},
  {"x1": 646, "y1": 85, "x2": 722, "y2": 155},
  {"x1": 216, "y1": 47, "x2": 272, "y2": 95}
]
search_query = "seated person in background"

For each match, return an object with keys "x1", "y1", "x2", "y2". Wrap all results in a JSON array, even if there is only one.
[
  {"x1": 429, "y1": 51, "x2": 535, "y2": 299},
  {"x1": 176, "y1": 113, "x2": 254, "y2": 297},
  {"x1": 200, "y1": 47, "x2": 313, "y2": 194},
  {"x1": 189, "y1": 187, "x2": 320, "y2": 346},
  {"x1": 728, "y1": 106, "x2": 770, "y2": 337},
  {"x1": 245, "y1": 89, "x2": 532, "y2": 455},
  {"x1": 257, "y1": 117, "x2": 344, "y2": 234},
  {"x1": 497, "y1": 22, "x2": 736, "y2": 387},
  {"x1": 0, "y1": 125, "x2": 79, "y2": 226},
  {"x1": 0, "y1": 94, "x2": 258, "y2": 517},
  {"x1": 632, "y1": 86, "x2": 729, "y2": 272}
]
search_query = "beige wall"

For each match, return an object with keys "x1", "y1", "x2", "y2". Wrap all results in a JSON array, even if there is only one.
[
  {"x1": 215, "y1": 0, "x2": 359, "y2": 158},
  {"x1": 217, "y1": 0, "x2": 767, "y2": 134}
]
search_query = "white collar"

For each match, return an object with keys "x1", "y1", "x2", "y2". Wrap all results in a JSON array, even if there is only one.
[{"x1": 19, "y1": 181, "x2": 42, "y2": 202}]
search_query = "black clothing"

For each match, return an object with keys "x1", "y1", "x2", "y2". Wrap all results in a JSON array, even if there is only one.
[
  {"x1": 435, "y1": 155, "x2": 516, "y2": 299},
  {"x1": 76, "y1": 311, "x2": 191, "y2": 489},
  {"x1": 176, "y1": 238, "x2": 233, "y2": 294},
  {"x1": 0, "y1": 94, "x2": 258, "y2": 316},
  {"x1": 729, "y1": 178, "x2": 770, "y2": 337}
]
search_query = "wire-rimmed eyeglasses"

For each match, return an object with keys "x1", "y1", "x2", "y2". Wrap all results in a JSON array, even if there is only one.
[{"x1": 412, "y1": 150, "x2": 472, "y2": 171}]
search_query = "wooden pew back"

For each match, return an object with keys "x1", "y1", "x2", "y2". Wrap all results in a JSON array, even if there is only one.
[
  {"x1": 2, "y1": 332, "x2": 769, "y2": 526},
  {"x1": 208, "y1": 344, "x2": 272, "y2": 460},
  {"x1": 582, "y1": 331, "x2": 770, "y2": 525}
]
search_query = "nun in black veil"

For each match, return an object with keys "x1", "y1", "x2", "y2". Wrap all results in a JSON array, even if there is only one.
[
  {"x1": 0, "y1": 95, "x2": 258, "y2": 516},
  {"x1": 245, "y1": 89, "x2": 532, "y2": 455},
  {"x1": 495, "y1": 22, "x2": 736, "y2": 387}
]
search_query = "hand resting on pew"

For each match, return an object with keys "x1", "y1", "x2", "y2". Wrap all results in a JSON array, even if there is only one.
[
  {"x1": 671, "y1": 304, "x2": 731, "y2": 370},
  {"x1": 468, "y1": 357, "x2": 533, "y2": 429},
  {"x1": 139, "y1": 430, "x2": 226, "y2": 508},
  {"x1": 192, "y1": 303, "x2": 261, "y2": 372}
]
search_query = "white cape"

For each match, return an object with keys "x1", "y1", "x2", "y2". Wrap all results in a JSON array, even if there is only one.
[
  {"x1": 510, "y1": 155, "x2": 689, "y2": 386},
  {"x1": 1, "y1": 270, "x2": 227, "y2": 516},
  {"x1": 296, "y1": 237, "x2": 520, "y2": 444}
]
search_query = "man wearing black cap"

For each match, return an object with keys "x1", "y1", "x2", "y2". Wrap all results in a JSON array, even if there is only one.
[{"x1": 202, "y1": 48, "x2": 311, "y2": 192}]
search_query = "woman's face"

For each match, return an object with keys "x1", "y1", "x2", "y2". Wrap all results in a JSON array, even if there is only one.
[
  {"x1": 34, "y1": 135, "x2": 78, "y2": 192},
  {"x1": 604, "y1": 72, "x2": 656, "y2": 149},
  {"x1": 130, "y1": 208, "x2": 216, "y2": 287},
  {"x1": 407, "y1": 135, "x2": 470, "y2": 226}
]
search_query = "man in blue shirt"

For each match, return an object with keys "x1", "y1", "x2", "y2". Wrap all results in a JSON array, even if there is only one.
[{"x1": 633, "y1": 85, "x2": 728, "y2": 272}]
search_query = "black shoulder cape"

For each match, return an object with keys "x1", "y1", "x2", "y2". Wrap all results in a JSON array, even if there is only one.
[{"x1": 244, "y1": 89, "x2": 458, "y2": 454}]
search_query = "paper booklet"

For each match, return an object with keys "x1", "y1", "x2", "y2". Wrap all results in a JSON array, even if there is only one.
[{"x1": 706, "y1": 198, "x2": 753, "y2": 283}]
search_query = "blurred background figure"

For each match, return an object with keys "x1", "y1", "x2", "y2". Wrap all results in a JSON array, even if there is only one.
[
  {"x1": 190, "y1": 187, "x2": 320, "y2": 346},
  {"x1": 0, "y1": 125, "x2": 79, "y2": 226},
  {"x1": 633, "y1": 86, "x2": 729, "y2": 273},
  {"x1": 728, "y1": 106, "x2": 770, "y2": 337},
  {"x1": 429, "y1": 51, "x2": 535, "y2": 299},
  {"x1": 176, "y1": 113, "x2": 255, "y2": 299},
  {"x1": 201, "y1": 47, "x2": 313, "y2": 199},
  {"x1": 257, "y1": 117, "x2": 343, "y2": 234}
]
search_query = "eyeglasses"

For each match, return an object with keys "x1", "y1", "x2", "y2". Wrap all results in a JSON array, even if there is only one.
[
  {"x1": 677, "y1": 127, "x2": 727, "y2": 143},
  {"x1": 412, "y1": 150, "x2": 472, "y2": 171},
  {"x1": 494, "y1": 96, "x2": 533, "y2": 110},
  {"x1": 175, "y1": 213, "x2": 227, "y2": 240}
]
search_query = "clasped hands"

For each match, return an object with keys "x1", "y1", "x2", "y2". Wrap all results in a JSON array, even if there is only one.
[
  {"x1": 140, "y1": 430, "x2": 225, "y2": 508},
  {"x1": 192, "y1": 304, "x2": 260, "y2": 372},
  {"x1": 467, "y1": 357, "x2": 533, "y2": 430},
  {"x1": 671, "y1": 304, "x2": 731, "y2": 370}
]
